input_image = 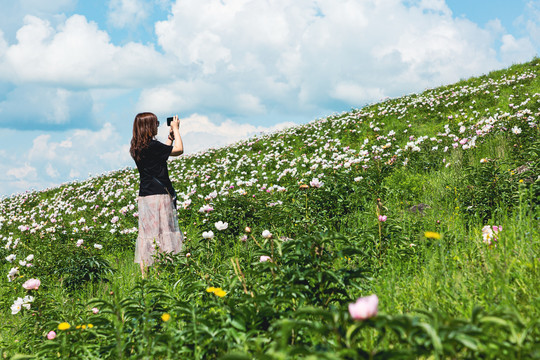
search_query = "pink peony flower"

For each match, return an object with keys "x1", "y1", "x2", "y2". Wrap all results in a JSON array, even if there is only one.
[
  {"x1": 348, "y1": 294, "x2": 378, "y2": 320},
  {"x1": 22, "y1": 278, "x2": 41, "y2": 290},
  {"x1": 47, "y1": 331, "x2": 56, "y2": 340}
]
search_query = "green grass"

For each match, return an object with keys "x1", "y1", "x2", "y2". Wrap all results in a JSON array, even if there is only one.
[{"x1": 0, "y1": 59, "x2": 539, "y2": 359}]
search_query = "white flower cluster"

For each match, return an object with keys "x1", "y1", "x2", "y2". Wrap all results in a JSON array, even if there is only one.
[{"x1": 11, "y1": 295, "x2": 34, "y2": 315}]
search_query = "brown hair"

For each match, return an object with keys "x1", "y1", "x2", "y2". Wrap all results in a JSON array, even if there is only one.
[{"x1": 130, "y1": 112, "x2": 159, "y2": 162}]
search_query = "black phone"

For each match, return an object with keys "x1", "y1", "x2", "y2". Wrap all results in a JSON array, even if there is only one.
[{"x1": 167, "y1": 117, "x2": 174, "y2": 126}]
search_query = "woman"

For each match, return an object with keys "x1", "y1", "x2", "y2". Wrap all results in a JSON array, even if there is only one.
[{"x1": 129, "y1": 112, "x2": 184, "y2": 276}]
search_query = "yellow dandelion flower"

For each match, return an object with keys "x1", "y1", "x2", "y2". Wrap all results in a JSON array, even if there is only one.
[
  {"x1": 58, "y1": 322, "x2": 71, "y2": 331},
  {"x1": 81, "y1": 325, "x2": 87, "y2": 329},
  {"x1": 214, "y1": 289, "x2": 227, "y2": 297},
  {"x1": 519, "y1": 179, "x2": 524, "y2": 183},
  {"x1": 161, "y1": 313, "x2": 171, "y2": 322},
  {"x1": 76, "y1": 325, "x2": 81, "y2": 329},
  {"x1": 424, "y1": 231, "x2": 442, "y2": 239},
  {"x1": 88, "y1": 324, "x2": 94, "y2": 328},
  {"x1": 206, "y1": 287, "x2": 216, "y2": 293}
]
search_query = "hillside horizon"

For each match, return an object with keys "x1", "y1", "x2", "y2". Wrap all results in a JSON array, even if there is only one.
[{"x1": 2, "y1": 58, "x2": 536, "y2": 201}]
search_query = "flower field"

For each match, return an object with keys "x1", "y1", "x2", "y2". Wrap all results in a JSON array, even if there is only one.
[{"x1": 1, "y1": 59, "x2": 539, "y2": 359}]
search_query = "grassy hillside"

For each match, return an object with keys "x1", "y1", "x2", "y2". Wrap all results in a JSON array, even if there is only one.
[{"x1": 1, "y1": 59, "x2": 539, "y2": 359}]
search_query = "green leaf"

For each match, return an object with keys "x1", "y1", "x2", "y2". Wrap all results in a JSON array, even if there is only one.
[{"x1": 417, "y1": 322, "x2": 443, "y2": 353}]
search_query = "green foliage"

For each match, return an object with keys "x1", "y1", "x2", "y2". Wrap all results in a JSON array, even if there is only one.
[{"x1": 1, "y1": 59, "x2": 540, "y2": 359}]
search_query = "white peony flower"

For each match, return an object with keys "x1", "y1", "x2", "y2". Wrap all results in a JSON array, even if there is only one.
[
  {"x1": 202, "y1": 231, "x2": 215, "y2": 239},
  {"x1": 214, "y1": 221, "x2": 228, "y2": 231}
]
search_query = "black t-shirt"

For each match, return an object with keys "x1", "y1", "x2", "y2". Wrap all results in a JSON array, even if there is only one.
[{"x1": 135, "y1": 139, "x2": 174, "y2": 197}]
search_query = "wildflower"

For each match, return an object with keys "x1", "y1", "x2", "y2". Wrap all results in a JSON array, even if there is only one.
[
  {"x1": 76, "y1": 239, "x2": 84, "y2": 247},
  {"x1": 482, "y1": 225, "x2": 501, "y2": 245},
  {"x1": 8, "y1": 267, "x2": 19, "y2": 282},
  {"x1": 262, "y1": 230, "x2": 272, "y2": 239},
  {"x1": 424, "y1": 231, "x2": 441, "y2": 239},
  {"x1": 11, "y1": 299, "x2": 23, "y2": 315},
  {"x1": 91, "y1": 307, "x2": 99, "y2": 314},
  {"x1": 354, "y1": 177, "x2": 363, "y2": 182},
  {"x1": 161, "y1": 313, "x2": 171, "y2": 322},
  {"x1": 47, "y1": 331, "x2": 56, "y2": 340},
  {"x1": 309, "y1": 178, "x2": 323, "y2": 188},
  {"x1": 5, "y1": 254, "x2": 15, "y2": 262},
  {"x1": 88, "y1": 324, "x2": 94, "y2": 328},
  {"x1": 198, "y1": 204, "x2": 214, "y2": 213},
  {"x1": 206, "y1": 287, "x2": 227, "y2": 297},
  {"x1": 244, "y1": 226, "x2": 251, "y2": 233},
  {"x1": 22, "y1": 278, "x2": 41, "y2": 290},
  {"x1": 111, "y1": 216, "x2": 119, "y2": 224},
  {"x1": 94, "y1": 244, "x2": 103, "y2": 250},
  {"x1": 215, "y1": 221, "x2": 228, "y2": 230},
  {"x1": 26, "y1": 254, "x2": 34, "y2": 261},
  {"x1": 348, "y1": 294, "x2": 378, "y2": 320},
  {"x1": 214, "y1": 288, "x2": 227, "y2": 297},
  {"x1": 186, "y1": 252, "x2": 191, "y2": 258},
  {"x1": 260, "y1": 255, "x2": 272, "y2": 262},
  {"x1": 58, "y1": 322, "x2": 71, "y2": 331},
  {"x1": 299, "y1": 184, "x2": 309, "y2": 189},
  {"x1": 480, "y1": 158, "x2": 488, "y2": 163},
  {"x1": 202, "y1": 231, "x2": 214, "y2": 239},
  {"x1": 378, "y1": 215, "x2": 387, "y2": 222},
  {"x1": 240, "y1": 235, "x2": 248, "y2": 242},
  {"x1": 511, "y1": 126, "x2": 522, "y2": 134}
]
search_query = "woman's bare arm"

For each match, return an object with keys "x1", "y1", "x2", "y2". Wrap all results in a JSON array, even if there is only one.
[{"x1": 170, "y1": 115, "x2": 183, "y2": 156}]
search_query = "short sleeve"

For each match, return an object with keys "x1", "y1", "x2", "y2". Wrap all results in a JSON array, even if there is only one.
[{"x1": 151, "y1": 140, "x2": 173, "y2": 163}]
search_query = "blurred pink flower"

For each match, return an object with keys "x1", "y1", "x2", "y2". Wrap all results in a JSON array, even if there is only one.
[
  {"x1": 309, "y1": 178, "x2": 323, "y2": 188},
  {"x1": 92, "y1": 307, "x2": 99, "y2": 314},
  {"x1": 22, "y1": 278, "x2": 41, "y2": 290},
  {"x1": 260, "y1": 256, "x2": 272, "y2": 262},
  {"x1": 47, "y1": 331, "x2": 56, "y2": 340},
  {"x1": 378, "y1": 215, "x2": 387, "y2": 222},
  {"x1": 348, "y1": 294, "x2": 378, "y2": 320},
  {"x1": 482, "y1": 225, "x2": 502, "y2": 245}
]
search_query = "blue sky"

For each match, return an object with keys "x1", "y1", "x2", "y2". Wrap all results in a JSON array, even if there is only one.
[{"x1": 0, "y1": 0, "x2": 539, "y2": 197}]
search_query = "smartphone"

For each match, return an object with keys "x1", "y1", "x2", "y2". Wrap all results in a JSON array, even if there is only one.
[{"x1": 167, "y1": 117, "x2": 173, "y2": 126}]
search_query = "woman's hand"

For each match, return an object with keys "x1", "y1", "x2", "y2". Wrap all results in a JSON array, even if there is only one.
[{"x1": 171, "y1": 115, "x2": 180, "y2": 130}]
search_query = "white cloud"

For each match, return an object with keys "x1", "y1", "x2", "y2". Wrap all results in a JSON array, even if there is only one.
[
  {"x1": 26, "y1": 123, "x2": 131, "y2": 182},
  {"x1": 0, "y1": 86, "x2": 95, "y2": 130},
  {"x1": 500, "y1": 34, "x2": 537, "y2": 64},
  {"x1": 331, "y1": 83, "x2": 385, "y2": 105},
  {"x1": 7, "y1": 163, "x2": 37, "y2": 180},
  {"x1": 108, "y1": 0, "x2": 150, "y2": 29},
  {"x1": 0, "y1": 14, "x2": 171, "y2": 88},
  {"x1": 147, "y1": 0, "x2": 529, "y2": 118},
  {"x1": 46, "y1": 163, "x2": 60, "y2": 178},
  {"x1": 156, "y1": 113, "x2": 296, "y2": 153}
]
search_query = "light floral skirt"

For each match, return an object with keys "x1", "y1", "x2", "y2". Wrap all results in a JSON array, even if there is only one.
[{"x1": 135, "y1": 194, "x2": 183, "y2": 266}]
